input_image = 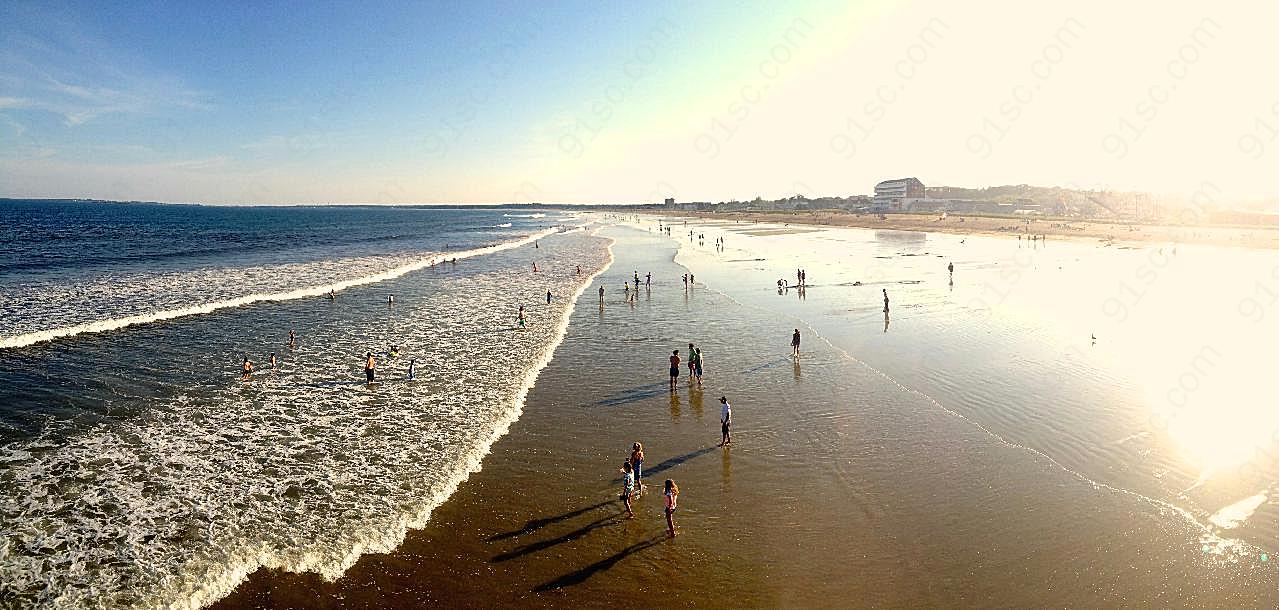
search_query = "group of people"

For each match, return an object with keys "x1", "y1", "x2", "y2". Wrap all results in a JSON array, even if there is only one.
[
  {"x1": 240, "y1": 327, "x2": 301, "y2": 380},
  {"x1": 667, "y1": 345, "x2": 705, "y2": 390},
  {"x1": 618, "y1": 442, "x2": 680, "y2": 537}
]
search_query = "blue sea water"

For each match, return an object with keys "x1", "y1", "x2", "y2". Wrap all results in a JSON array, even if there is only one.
[{"x1": 0, "y1": 199, "x2": 608, "y2": 608}]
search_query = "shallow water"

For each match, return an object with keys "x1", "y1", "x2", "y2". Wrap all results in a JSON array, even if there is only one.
[
  {"x1": 0, "y1": 202, "x2": 607, "y2": 608},
  {"x1": 212, "y1": 222, "x2": 1279, "y2": 608},
  {"x1": 667, "y1": 217, "x2": 1279, "y2": 562}
]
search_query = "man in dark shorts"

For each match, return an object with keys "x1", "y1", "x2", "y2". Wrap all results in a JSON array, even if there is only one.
[
  {"x1": 792, "y1": 328, "x2": 801, "y2": 357},
  {"x1": 719, "y1": 396, "x2": 732, "y2": 446},
  {"x1": 669, "y1": 349, "x2": 681, "y2": 391},
  {"x1": 364, "y1": 352, "x2": 376, "y2": 385}
]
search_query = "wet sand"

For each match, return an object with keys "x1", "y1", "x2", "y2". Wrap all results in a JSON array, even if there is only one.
[
  {"x1": 215, "y1": 225, "x2": 1278, "y2": 608},
  {"x1": 660, "y1": 210, "x2": 1279, "y2": 250}
]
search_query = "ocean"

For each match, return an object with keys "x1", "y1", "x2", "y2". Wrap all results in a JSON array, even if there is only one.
[{"x1": 0, "y1": 200, "x2": 608, "y2": 608}]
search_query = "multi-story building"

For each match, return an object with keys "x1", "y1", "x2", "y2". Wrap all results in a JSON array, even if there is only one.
[{"x1": 873, "y1": 178, "x2": 925, "y2": 210}]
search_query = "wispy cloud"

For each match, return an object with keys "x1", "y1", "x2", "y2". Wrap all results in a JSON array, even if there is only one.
[{"x1": 0, "y1": 10, "x2": 210, "y2": 126}]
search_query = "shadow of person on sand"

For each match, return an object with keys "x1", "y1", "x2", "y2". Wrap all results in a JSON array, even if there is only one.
[
  {"x1": 611, "y1": 445, "x2": 717, "y2": 483},
  {"x1": 594, "y1": 382, "x2": 671, "y2": 407},
  {"x1": 487, "y1": 500, "x2": 613, "y2": 542},
  {"x1": 490, "y1": 510, "x2": 626, "y2": 563},
  {"x1": 533, "y1": 535, "x2": 668, "y2": 592}
]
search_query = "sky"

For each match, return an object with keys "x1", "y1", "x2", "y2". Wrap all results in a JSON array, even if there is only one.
[{"x1": 0, "y1": 0, "x2": 1275, "y2": 205}]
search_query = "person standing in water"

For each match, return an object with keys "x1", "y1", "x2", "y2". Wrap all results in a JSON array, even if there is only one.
[
  {"x1": 687, "y1": 343, "x2": 697, "y2": 380},
  {"x1": 669, "y1": 349, "x2": 681, "y2": 391},
  {"x1": 327, "y1": 289, "x2": 335, "y2": 301},
  {"x1": 645, "y1": 272, "x2": 651, "y2": 287},
  {"x1": 241, "y1": 357, "x2": 253, "y2": 381},
  {"x1": 693, "y1": 347, "x2": 704, "y2": 387},
  {"x1": 546, "y1": 290, "x2": 552, "y2": 304},
  {"x1": 576, "y1": 265, "x2": 582, "y2": 275},
  {"x1": 269, "y1": 352, "x2": 277, "y2": 369},
  {"x1": 631, "y1": 442, "x2": 645, "y2": 495},
  {"x1": 518, "y1": 305, "x2": 526, "y2": 329},
  {"x1": 408, "y1": 358, "x2": 416, "y2": 381},
  {"x1": 388, "y1": 295, "x2": 394, "y2": 305},
  {"x1": 882, "y1": 289, "x2": 890, "y2": 313},
  {"x1": 287, "y1": 329, "x2": 296, "y2": 350},
  {"x1": 599, "y1": 285, "x2": 605, "y2": 299},
  {"x1": 619, "y1": 461, "x2": 636, "y2": 519},
  {"x1": 791, "y1": 328, "x2": 801, "y2": 357},
  {"x1": 663, "y1": 479, "x2": 679, "y2": 537},
  {"x1": 364, "y1": 352, "x2": 376, "y2": 385},
  {"x1": 719, "y1": 396, "x2": 732, "y2": 446}
]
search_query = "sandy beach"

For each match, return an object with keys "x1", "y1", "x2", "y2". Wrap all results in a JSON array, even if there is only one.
[
  {"x1": 657, "y1": 210, "x2": 1279, "y2": 250},
  {"x1": 212, "y1": 222, "x2": 1279, "y2": 608}
]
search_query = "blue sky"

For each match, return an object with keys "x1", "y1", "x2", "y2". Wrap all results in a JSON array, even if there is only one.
[{"x1": 0, "y1": 1, "x2": 1274, "y2": 205}]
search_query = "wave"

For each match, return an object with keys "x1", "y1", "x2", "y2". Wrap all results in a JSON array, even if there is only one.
[
  {"x1": 184, "y1": 232, "x2": 619, "y2": 608},
  {"x1": 502, "y1": 213, "x2": 546, "y2": 218},
  {"x1": 0, "y1": 226, "x2": 614, "y2": 609},
  {"x1": 496, "y1": 223, "x2": 513, "y2": 228},
  {"x1": 0, "y1": 227, "x2": 560, "y2": 350}
]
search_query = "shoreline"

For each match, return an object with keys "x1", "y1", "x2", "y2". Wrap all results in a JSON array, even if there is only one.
[
  {"x1": 210, "y1": 222, "x2": 1279, "y2": 608},
  {"x1": 651, "y1": 209, "x2": 1279, "y2": 250}
]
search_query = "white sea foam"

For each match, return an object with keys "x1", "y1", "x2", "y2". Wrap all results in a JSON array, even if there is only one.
[
  {"x1": 0, "y1": 228, "x2": 612, "y2": 609},
  {"x1": 0, "y1": 227, "x2": 559, "y2": 350},
  {"x1": 1210, "y1": 492, "x2": 1269, "y2": 530}
]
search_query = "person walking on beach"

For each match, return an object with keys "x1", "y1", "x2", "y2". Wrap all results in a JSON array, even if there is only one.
[
  {"x1": 364, "y1": 352, "x2": 376, "y2": 385},
  {"x1": 532, "y1": 262, "x2": 539, "y2": 273},
  {"x1": 882, "y1": 289, "x2": 890, "y2": 313},
  {"x1": 682, "y1": 274, "x2": 688, "y2": 288},
  {"x1": 792, "y1": 328, "x2": 801, "y2": 357},
  {"x1": 576, "y1": 265, "x2": 582, "y2": 275},
  {"x1": 631, "y1": 442, "x2": 646, "y2": 495},
  {"x1": 518, "y1": 305, "x2": 526, "y2": 329},
  {"x1": 619, "y1": 461, "x2": 636, "y2": 519},
  {"x1": 669, "y1": 349, "x2": 681, "y2": 391},
  {"x1": 241, "y1": 357, "x2": 253, "y2": 381},
  {"x1": 719, "y1": 396, "x2": 732, "y2": 446},
  {"x1": 546, "y1": 290, "x2": 552, "y2": 304},
  {"x1": 663, "y1": 479, "x2": 679, "y2": 537},
  {"x1": 948, "y1": 261, "x2": 954, "y2": 276}
]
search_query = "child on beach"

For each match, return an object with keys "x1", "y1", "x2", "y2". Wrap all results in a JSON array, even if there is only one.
[
  {"x1": 619, "y1": 461, "x2": 636, "y2": 519},
  {"x1": 631, "y1": 442, "x2": 645, "y2": 495},
  {"x1": 664, "y1": 479, "x2": 679, "y2": 537},
  {"x1": 792, "y1": 328, "x2": 801, "y2": 357}
]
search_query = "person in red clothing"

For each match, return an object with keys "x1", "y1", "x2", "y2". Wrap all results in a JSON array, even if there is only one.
[{"x1": 668, "y1": 349, "x2": 681, "y2": 391}]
